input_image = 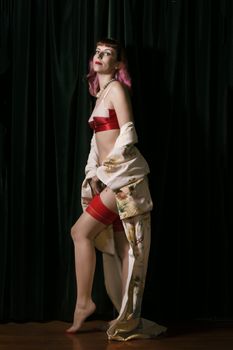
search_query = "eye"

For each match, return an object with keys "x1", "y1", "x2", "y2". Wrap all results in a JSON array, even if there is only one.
[{"x1": 103, "y1": 51, "x2": 111, "y2": 56}]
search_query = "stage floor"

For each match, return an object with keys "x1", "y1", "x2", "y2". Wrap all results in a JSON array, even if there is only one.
[{"x1": 0, "y1": 320, "x2": 233, "y2": 350}]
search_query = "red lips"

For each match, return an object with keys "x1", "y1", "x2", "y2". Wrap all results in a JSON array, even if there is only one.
[{"x1": 95, "y1": 61, "x2": 102, "y2": 65}]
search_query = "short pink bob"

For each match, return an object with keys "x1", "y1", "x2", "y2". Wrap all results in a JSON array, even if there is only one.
[{"x1": 87, "y1": 38, "x2": 132, "y2": 97}]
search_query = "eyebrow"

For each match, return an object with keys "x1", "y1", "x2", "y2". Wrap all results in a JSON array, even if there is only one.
[{"x1": 96, "y1": 47, "x2": 113, "y2": 52}]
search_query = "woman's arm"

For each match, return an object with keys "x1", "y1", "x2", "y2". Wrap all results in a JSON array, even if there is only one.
[
  {"x1": 96, "y1": 122, "x2": 150, "y2": 191},
  {"x1": 110, "y1": 82, "x2": 134, "y2": 127}
]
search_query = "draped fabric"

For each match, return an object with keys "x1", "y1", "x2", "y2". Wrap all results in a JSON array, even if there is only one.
[{"x1": 0, "y1": 0, "x2": 232, "y2": 322}]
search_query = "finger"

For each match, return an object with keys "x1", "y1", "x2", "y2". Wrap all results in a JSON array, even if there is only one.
[
  {"x1": 93, "y1": 188, "x2": 100, "y2": 195},
  {"x1": 91, "y1": 185, "x2": 99, "y2": 196}
]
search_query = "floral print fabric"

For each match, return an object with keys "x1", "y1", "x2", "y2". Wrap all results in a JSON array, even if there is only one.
[{"x1": 81, "y1": 121, "x2": 167, "y2": 340}]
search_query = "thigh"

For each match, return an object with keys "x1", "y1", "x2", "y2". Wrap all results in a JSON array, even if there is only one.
[
  {"x1": 100, "y1": 186, "x2": 118, "y2": 213},
  {"x1": 72, "y1": 211, "x2": 107, "y2": 241}
]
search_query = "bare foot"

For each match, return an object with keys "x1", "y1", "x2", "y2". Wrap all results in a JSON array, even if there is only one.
[{"x1": 66, "y1": 301, "x2": 96, "y2": 333}]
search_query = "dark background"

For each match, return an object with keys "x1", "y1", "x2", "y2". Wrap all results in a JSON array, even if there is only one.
[{"x1": 0, "y1": 0, "x2": 232, "y2": 323}]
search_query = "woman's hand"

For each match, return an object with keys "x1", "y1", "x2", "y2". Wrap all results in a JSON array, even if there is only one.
[{"x1": 89, "y1": 176, "x2": 105, "y2": 195}]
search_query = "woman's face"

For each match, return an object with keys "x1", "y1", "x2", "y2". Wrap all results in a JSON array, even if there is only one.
[{"x1": 93, "y1": 45, "x2": 118, "y2": 74}]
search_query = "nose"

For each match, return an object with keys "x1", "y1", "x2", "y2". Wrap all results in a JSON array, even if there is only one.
[{"x1": 97, "y1": 51, "x2": 104, "y2": 59}]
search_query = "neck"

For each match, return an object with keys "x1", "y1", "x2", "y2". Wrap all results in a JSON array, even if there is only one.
[
  {"x1": 96, "y1": 77, "x2": 116, "y2": 99},
  {"x1": 98, "y1": 75, "x2": 115, "y2": 89}
]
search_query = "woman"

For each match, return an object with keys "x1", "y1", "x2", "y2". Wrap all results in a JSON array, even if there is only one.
[{"x1": 66, "y1": 38, "x2": 166, "y2": 340}]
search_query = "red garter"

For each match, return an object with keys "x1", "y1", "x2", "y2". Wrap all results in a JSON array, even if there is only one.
[{"x1": 86, "y1": 194, "x2": 124, "y2": 231}]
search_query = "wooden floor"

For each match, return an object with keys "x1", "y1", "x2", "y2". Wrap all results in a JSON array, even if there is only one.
[{"x1": 0, "y1": 319, "x2": 233, "y2": 350}]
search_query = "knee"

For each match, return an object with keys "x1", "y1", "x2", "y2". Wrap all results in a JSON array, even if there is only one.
[
  {"x1": 70, "y1": 224, "x2": 84, "y2": 243},
  {"x1": 70, "y1": 225, "x2": 78, "y2": 241},
  {"x1": 70, "y1": 223, "x2": 93, "y2": 244}
]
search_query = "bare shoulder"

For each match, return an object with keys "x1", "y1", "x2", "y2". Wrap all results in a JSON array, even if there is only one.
[
  {"x1": 111, "y1": 80, "x2": 129, "y2": 93},
  {"x1": 109, "y1": 81, "x2": 133, "y2": 125},
  {"x1": 109, "y1": 81, "x2": 131, "y2": 103}
]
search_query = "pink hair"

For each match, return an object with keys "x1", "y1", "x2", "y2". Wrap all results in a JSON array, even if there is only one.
[{"x1": 87, "y1": 38, "x2": 132, "y2": 97}]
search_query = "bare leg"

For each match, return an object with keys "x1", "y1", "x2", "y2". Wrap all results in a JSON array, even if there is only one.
[
  {"x1": 66, "y1": 187, "x2": 118, "y2": 333},
  {"x1": 108, "y1": 229, "x2": 129, "y2": 326},
  {"x1": 114, "y1": 229, "x2": 129, "y2": 298},
  {"x1": 66, "y1": 213, "x2": 105, "y2": 333},
  {"x1": 101, "y1": 187, "x2": 129, "y2": 325},
  {"x1": 101, "y1": 188, "x2": 129, "y2": 297}
]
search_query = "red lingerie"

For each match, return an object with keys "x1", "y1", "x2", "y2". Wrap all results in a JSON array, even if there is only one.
[
  {"x1": 89, "y1": 109, "x2": 120, "y2": 133},
  {"x1": 86, "y1": 194, "x2": 124, "y2": 231}
]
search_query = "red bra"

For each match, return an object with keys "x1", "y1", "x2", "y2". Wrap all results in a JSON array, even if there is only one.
[{"x1": 89, "y1": 109, "x2": 120, "y2": 133}]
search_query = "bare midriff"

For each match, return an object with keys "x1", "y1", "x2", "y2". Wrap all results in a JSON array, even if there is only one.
[{"x1": 95, "y1": 129, "x2": 120, "y2": 163}]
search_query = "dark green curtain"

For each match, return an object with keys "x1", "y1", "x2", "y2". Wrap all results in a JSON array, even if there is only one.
[{"x1": 0, "y1": 0, "x2": 232, "y2": 322}]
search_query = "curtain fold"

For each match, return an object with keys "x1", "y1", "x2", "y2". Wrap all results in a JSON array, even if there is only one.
[{"x1": 0, "y1": 0, "x2": 232, "y2": 322}]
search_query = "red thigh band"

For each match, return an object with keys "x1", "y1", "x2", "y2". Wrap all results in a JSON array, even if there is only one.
[{"x1": 86, "y1": 194, "x2": 119, "y2": 225}]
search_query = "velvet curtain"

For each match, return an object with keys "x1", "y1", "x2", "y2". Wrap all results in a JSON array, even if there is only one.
[{"x1": 0, "y1": 0, "x2": 232, "y2": 322}]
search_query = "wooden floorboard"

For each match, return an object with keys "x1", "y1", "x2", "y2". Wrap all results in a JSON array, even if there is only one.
[{"x1": 0, "y1": 320, "x2": 233, "y2": 350}]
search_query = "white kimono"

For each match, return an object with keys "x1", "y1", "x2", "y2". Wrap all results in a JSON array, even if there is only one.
[{"x1": 81, "y1": 122, "x2": 167, "y2": 341}]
